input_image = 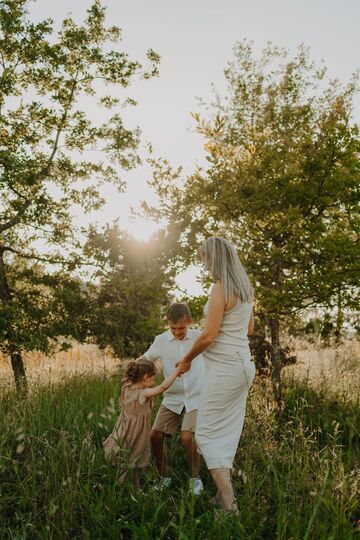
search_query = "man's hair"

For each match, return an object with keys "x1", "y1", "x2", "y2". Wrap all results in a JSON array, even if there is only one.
[{"x1": 167, "y1": 303, "x2": 192, "y2": 323}]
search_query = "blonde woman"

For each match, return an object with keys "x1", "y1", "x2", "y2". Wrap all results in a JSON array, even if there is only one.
[{"x1": 177, "y1": 237, "x2": 255, "y2": 514}]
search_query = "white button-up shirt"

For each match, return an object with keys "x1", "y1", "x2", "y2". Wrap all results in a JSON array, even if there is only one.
[{"x1": 144, "y1": 328, "x2": 204, "y2": 414}]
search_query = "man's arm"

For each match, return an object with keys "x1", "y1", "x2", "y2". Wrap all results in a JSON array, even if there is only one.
[
  {"x1": 177, "y1": 283, "x2": 225, "y2": 373},
  {"x1": 143, "y1": 336, "x2": 161, "y2": 362}
]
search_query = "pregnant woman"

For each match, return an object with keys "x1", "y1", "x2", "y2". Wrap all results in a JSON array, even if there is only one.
[{"x1": 177, "y1": 236, "x2": 255, "y2": 514}]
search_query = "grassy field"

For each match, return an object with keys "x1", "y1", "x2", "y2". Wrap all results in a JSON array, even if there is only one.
[{"x1": 0, "y1": 343, "x2": 359, "y2": 539}]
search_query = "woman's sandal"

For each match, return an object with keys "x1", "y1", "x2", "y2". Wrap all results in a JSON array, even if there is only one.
[
  {"x1": 228, "y1": 503, "x2": 240, "y2": 516},
  {"x1": 209, "y1": 493, "x2": 221, "y2": 507},
  {"x1": 213, "y1": 498, "x2": 239, "y2": 516}
]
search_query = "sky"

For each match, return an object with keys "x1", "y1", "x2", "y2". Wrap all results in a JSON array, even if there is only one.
[{"x1": 28, "y1": 0, "x2": 360, "y2": 295}]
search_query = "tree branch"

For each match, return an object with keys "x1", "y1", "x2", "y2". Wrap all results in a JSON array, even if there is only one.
[
  {"x1": 1, "y1": 245, "x2": 103, "y2": 269},
  {"x1": 0, "y1": 199, "x2": 32, "y2": 232},
  {"x1": 0, "y1": 75, "x2": 80, "y2": 233},
  {"x1": 45, "y1": 75, "x2": 79, "y2": 169},
  {"x1": 0, "y1": 245, "x2": 69, "y2": 265}
]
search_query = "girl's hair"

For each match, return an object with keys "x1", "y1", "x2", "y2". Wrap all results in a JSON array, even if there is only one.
[
  {"x1": 124, "y1": 357, "x2": 156, "y2": 384},
  {"x1": 199, "y1": 237, "x2": 254, "y2": 304}
]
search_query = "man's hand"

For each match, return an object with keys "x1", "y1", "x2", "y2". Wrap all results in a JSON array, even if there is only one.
[{"x1": 176, "y1": 357, "x2": 192, "y2": 375}]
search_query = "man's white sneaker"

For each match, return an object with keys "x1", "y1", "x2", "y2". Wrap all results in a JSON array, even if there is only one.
[
  {"x1": 189, "y1": 477, "x2": 204, "y2": 496},
  {"x1": 161, "y1": 476, "x2": 172, "y2": 488}
]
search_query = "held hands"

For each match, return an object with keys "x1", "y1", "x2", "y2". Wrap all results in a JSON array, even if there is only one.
[{"x1": 176, "y1": 357, "x2": 192, "y2": 376}]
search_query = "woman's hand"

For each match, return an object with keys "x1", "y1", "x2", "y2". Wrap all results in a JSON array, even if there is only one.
[{"x1": 176, "y1": 357, "x2": 192, "y2": 375}]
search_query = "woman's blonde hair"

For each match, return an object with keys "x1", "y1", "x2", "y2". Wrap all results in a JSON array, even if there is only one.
[{"x1": 199, "y1": 237, "x2": 253, "y2": 304}]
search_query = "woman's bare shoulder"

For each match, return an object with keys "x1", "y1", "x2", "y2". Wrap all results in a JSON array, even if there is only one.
[
  {"x1": 209, "y1": 282, "x2": 226, "y2": 305},
  {"x1": 211, "y1": 282, "x2": 225, "y2": 294}
]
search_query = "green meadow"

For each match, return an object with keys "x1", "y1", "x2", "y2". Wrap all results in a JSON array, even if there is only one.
[{"x1": 0, "y1": 352, "x2": 358, "y2": 540}]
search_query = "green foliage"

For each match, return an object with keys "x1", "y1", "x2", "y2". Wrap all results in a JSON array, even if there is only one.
[
  {"x1": 0, "y1": 261, "x2": 91, "y2": 354},
  {"x1": 0, "y1": 0, "x2": 160, "y2": 382},
  {"x1": 179, "y1": 294, "x2": 208, "y2": 326},
  {"x1": 0, "y1": 374, "x2": 358, "y2": 538},
  {"x1": 145, "y1": 42, "x2": 360, "y2": 401},
  {"x1": 146, "y1": 41, "x2": 360, "y2": 321},
  {"x1": 84, "y1": 224, "x2": 175, "y2": 357},
  {"x1": 249, "y1": 313, "x2": 297, "y2": 374},
  {"x1": 303, "y1": 313, "x2": 335, "y2": 344}
]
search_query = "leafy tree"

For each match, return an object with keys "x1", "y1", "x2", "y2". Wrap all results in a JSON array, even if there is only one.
[
  {"x1": 84, "y1": 224, "x2": 175, "y2": 358},
  {"x1": 303, "y1": 314, "x2": 334, "y2": 345},
  {"x1": 0, "y1": 259, "x2": 91, "y2": 351},
  {"x1": 180, "y1": 294, "x2": 208, "y2": 327},
  {"x1": 0, "y1": 0, "x2": 159, "y2": 388},
  {"x1": 145, "y1": 42, "x2": 360, "y2": 404}
]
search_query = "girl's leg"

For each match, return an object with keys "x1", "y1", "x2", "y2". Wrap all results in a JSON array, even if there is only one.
[
  {"x1": 151, "y1": 430, "x2": 169, "y2": 477},
  {"x1": 133, "y1": 469, "x2": 141, "y2": 491},
  {"x1": 119, "y1": 469, "x2": 127, "y2": 484},
  {"x1": 119, "y1": 468, "x2": 141, "y2": 490},
  {"x1": 209, "y1": 468, "x2": 239, "y2": 514}
]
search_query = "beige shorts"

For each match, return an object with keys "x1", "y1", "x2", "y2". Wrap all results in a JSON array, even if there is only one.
[{"x1": 152, "y1": 404, "x2": 197, "y2": 435}]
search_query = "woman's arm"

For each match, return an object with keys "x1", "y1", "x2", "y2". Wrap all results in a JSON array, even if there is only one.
[
  {"x1": 140, "y1": 368, "x2": 180, "y2": 401},
  {"x1": 247, "y1": 310, "x2": 254, "y2": 336},
  {"x1": 177, "y1": 283, "x2": 226, "y2": 374}
]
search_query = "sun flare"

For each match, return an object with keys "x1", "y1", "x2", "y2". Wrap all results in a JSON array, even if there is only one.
[{"x1": 125, "y1": 217, "x2": 162, "y2": 243}]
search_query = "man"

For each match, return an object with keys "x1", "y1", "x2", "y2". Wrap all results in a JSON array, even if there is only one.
[{"x1": 144, "y1": 303, "x2": 204, "y2": 495}]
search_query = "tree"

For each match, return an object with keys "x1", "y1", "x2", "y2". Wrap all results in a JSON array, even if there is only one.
[
  {"x1": 0, "y1": 258, "x2": 92, "y2": 352},
  {"x1": 84, "y1": 224, "x2": 175, "y2": 358},
  {"x1": 180, "y1": 294, "x2": 208, "y2": 327},
  {"x1": 145, "y1": 42, "x2": 360, "y2": 404},
  {"x1": 0, "y1": 0, "x2": 160, "y2": 389}
]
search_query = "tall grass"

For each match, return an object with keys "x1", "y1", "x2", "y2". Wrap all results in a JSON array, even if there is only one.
[
  {"x1": 0, "y1": 361, "x2": 359, "y2": 539},
  {"x1": 0, "y1": 343, "x2": 121, "y2": 390},
  {"x1": 286, "y1": 340, "x2": 360, "y2": 403}
]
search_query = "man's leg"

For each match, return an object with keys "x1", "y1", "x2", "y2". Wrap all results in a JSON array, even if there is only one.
[
  {"x1": 181, "y1": 409, "x2": 201, "y2": 477},
  {"x1": 180, "y1": 430, "x2": 200, "y2": 477},
  {"x1": 150, "y1": 429, "x2": 168, "y2": 477},
  {"x1": 151, "y1": 404, "x2": 179, "y2": 479},
  {"x1": 181, "y1": 409, "x2": 203, "y2": 495}
]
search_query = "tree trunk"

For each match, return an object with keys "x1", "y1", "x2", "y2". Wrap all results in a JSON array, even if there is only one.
[
  {"x1": 269, "y1": 317, "x2": 282, "y2": 408},
  {"x1": 0, "y1": 249, "x2": 27, "y2": 391},
  {"x1": 334, "y1": 286, "x2": 344, "y2": 345}
]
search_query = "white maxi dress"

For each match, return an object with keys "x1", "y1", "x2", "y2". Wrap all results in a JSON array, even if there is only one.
[{"x1": 195, "y1": 298, "x2": 255, "y2": 470}]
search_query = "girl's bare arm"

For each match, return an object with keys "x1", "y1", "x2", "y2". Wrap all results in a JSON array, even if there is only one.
[{"x1": 140, "y1": 368, "x2": 180, "y2": 401}]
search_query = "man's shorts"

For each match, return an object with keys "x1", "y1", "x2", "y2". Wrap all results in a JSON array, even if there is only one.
[{"x1": 152, "y1": 404, "x2": 197, "y2": 435}]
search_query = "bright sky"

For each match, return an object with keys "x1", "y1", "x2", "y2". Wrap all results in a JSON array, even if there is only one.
[{"x1": 29, "y1": 0, "x2": 360, "y2": 295}]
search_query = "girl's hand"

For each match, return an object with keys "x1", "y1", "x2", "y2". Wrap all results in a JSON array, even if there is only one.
[{"x1": 176, "y1": 357, "x2": 192, "y2": 375}]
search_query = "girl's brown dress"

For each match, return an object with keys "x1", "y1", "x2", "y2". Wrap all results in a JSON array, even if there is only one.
[{"x1": 103, "y1": 385, "x2": 153, "y2": 469}]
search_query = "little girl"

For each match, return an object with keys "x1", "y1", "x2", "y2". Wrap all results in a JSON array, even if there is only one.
[{"x1": 103, "y1": 356, "x2": 180, "y2": 488}]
